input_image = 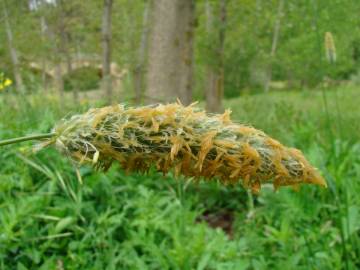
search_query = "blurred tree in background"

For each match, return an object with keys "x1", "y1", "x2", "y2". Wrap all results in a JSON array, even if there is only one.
[
  {"x1": 145, "y1": 0, "x2": 195, "y2": 105},
  {"x1": 0, "y1": 0, "x2": 360, "y2": 102}
]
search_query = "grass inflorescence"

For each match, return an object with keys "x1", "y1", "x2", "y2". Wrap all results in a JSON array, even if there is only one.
[{"x1": 47, "y1": 102, "x2": 326, "y2": 193}]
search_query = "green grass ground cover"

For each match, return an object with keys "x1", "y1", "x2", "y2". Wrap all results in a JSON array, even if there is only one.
[{"x1": 0, "y1": 87, "x2": 360, "y2": 269}]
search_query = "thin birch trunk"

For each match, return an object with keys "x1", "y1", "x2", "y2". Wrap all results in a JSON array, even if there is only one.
[
  {"x1": 264, "y1": 0, "x2": 284, "y2": 93},
  {"x1": 41, "y1": 60, "x2": 48, "y2": 92},
  {"x1": 2, "y1": 0, "x2": 24, "y2": 93},
  {"x1": 205, "y1": 0, "x2": 226, "y2": 113},
  {"x1": 177, "y1": 0, "x2": 195, "y2": 105},
  {"x1": 40, "y1": 15, "x2": 63, "y2": 98},
  {"x1": 101, "y1": 0, "x2": 113, "y2": 104},
  {"x1": 134, "y1": 0, "x2": 150, "y2": 104},
  {"x1": 63, "y1": 40, "x2": 76, "y2": 102},
  {"x1": 40, "y1": 16, "x2": 48, "y2": 92},
  {"x1": 63, "y1": 38, "x2": 75, "y2": 101},
  {"x1": 58, "y1": 0, "x2": 78, "y2": 103},
  {"x1": 54, "y1": 63, "x2": 64, "y2": 101}
]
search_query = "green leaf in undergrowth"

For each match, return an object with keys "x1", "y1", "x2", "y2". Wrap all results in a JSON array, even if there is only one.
[
  {"x1": 342, "y1": 205, "x2": 360, "y2": 241},
  {"x1": 16, "y1": 262, "x2": 28, "y2": 270},
  {"x1": 54, "y1": 217, "x2": 75, "y2": 234},
  {"x1": 2, "y1": 89, "x2": 360, "y2": 268}
]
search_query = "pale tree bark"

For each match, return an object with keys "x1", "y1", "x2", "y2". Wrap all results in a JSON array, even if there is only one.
[
  {"x1": 64, "y1": 28, "x2": 77, "y2": 103},
  {"x1": 145, "y1": 0, "x2": 195, "y2": 105},
  {"x1": 54, "y1": 62, "x2": 64, "y2": 101},
  {"x1": 2, "y1": 0, "x2": 24, "y2": 93},
  {"x1": 205, "y1": 0, "x2": 226, "y2": 113},
  {"x1": 254, "y1": 0, "x2": 262, "y2": 45},
  {"x1": 58, "y1": 0, "x2": 77, "y2": 102},
  {"x1": 134, "y1": 0, "x2": 151, "y2": 104},
  {"x1": 102, "y1": 0, "x2": 113, "y2": 104},
  {"x1": 177, "y1": 0, "x2": 195, "y2": 105},
  {"x1": 264, "y1": 0, "x2": 284, "y2": 93},
  {"x1": 40, "y1": 16, "x2": 49, "y2": 92},
  {"x1": 45, "y1": 15, "x2": 65, "y2": 101},
  {"x1": 52, "y1": 36, "x2": 65, "y2": 101}
]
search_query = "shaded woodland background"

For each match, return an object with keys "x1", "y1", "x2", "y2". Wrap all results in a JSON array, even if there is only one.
[
  {"x1": 1, "y1": 0, "x2": 360, "y2": 108},
  {"x1": 1, "y1": 0, "x2": 360, "y2": 269}
]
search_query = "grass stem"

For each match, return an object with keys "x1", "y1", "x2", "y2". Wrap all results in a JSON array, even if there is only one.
[{"x1": 0, "y1": 133, "x2": 55, "y2": 147}]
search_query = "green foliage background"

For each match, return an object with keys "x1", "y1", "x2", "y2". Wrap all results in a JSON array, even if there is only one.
[
  {"x1": 1, "y1": 86, "x2": 360, "y2": 269},
  {"x1": 1, "y1": 0, "x2": 360, "y2": 269},
  {"x1": 1, "y1": 0, "x2": 360, "y2": 97}
]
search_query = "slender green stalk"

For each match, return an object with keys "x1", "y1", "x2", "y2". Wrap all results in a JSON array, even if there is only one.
[
  {"x1": 311, "y1": 0, "x2": 334, "y2": 141},
  {"x1": 311, "y1": 2, "x2": 349, "y2": 267},
  {"x1": 0, "y1": 133, "x2": 55, "y2": 147}
]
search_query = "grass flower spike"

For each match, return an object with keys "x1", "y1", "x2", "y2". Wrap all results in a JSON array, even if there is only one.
[
  {"x1": 47, "y1": 102, "x2": 326, "y2": 193},
  {"x1": 325, "y1": 32, "x2": 336, "y2": 63}
]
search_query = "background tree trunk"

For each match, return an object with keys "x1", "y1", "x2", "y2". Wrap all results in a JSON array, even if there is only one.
[
  {"x1": 133, "y1": 0, "x2": 151, "y2": 104},
  {"x1": 3, "y1": 0, "x2": 24, "y2": 93},
  {"x1": 40, "y1": 16, "x2": 49, "y2": 92},
  {"x1": 145, "y1": 0, "x2": 195, "y2": 105},
  {"x1": 58, "y1": 0, "x2": 76, "y2": 102},
  {"x1": 102, "y1": 0, "x2": 113, "y2": 104},
  {"x1": 43, "y1": 12, "x2": 65, "y2": 101},
  {"x1": 54, "y1": 63, "x2": 64, "y2": 101},
  {"x1": 264, "y1": 0, "x2": 284, "y2": 93},
  {"x1": 177, "y1": 0, "x2": 195, "y2": 105},
  {"x1": 205, "y1": 0, "x2": 226, "y2": 113}
]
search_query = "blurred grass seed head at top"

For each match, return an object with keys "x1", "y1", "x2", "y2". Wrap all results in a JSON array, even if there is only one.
[
  {"x1": 325, "y1": 32, "x2": 337, "y2": 64},
  {"x1": 39, "y1": 102, "x2": 327, "y2": 193}
]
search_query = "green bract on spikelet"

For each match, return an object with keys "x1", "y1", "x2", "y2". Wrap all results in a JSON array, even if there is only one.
[{"x1": 46, "y1": 102, "x2": 326, "y2": 193}]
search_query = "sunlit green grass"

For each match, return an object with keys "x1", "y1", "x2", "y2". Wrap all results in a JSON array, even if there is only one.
[{"x1": 1, "y1": 87, "x2": 359, "y2": 269}]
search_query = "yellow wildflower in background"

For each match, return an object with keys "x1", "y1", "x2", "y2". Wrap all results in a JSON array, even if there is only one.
[
  {"x1": 4, "y1": 78, "x2": 12, "y2": 87},
  {"x1": 0, "y1": 73, "x2": 13, "y2": 91}
]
